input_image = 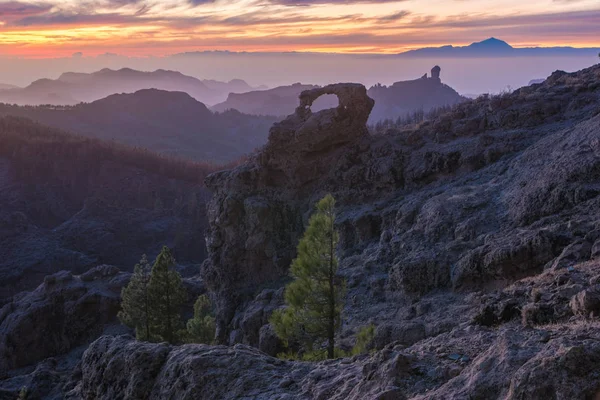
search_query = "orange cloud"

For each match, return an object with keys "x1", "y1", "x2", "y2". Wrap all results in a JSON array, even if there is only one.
[{"x1": 0, "y1": 0, "x2": 598, "y2": 57}]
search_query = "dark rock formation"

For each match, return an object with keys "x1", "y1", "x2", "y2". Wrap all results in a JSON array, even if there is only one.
[
  {"x1": 0, "y1": 266, "x2": 128, "y2": 374},
  {"x1": 204, "y1": 83, "x2": 374, "y2": 343},
  {"x1": 431, "y1": 66, "x2": 441, "y2": 81},
  {"x1": 367, "y1": 67, "x2": 466, "y2": 123}
]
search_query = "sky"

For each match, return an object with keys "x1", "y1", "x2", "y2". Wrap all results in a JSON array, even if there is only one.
[{"x1": 0, "y1": 0, "x2": 599, "y2": 57}]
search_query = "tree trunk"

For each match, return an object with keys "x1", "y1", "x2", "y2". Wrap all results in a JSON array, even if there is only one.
[
  {"x1": 327, "y1": 212, "x2": 335, "y2": 359},
  {"x1": 144, "y1": 278, "x2": 150, "y2": 341},
  {"x1": 165, "y1": 269, "x2": 173, "y2": 343}
]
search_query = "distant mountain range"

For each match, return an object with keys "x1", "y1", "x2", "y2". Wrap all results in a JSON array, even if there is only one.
[
  {"x1": 398, "y1": 37, "x2": 600, "y2": 57},
  {"x1": 212, "y1": 67, "x2": 467, "y2": 123},
  {"x1": 0, "y1": 68, "x2": 263, "y2": 106},
  {"x1": 0, "y1": 89, "x2": 278, "y2": 163}
]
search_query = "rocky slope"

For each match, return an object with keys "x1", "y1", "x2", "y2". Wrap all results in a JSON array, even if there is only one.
[
  {"x1": 0, "y1": 265, "x2": 129, "y2": 399},
  {"x1": 202, "y1": 65, "x2": 600, "y2": 346},
  {"x1": 2, "y1": 65, "x2": 600, "y2": 399}
]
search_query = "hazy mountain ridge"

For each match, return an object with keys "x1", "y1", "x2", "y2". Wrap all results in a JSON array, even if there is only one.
[
  {"x1": 0, "y1": 68, "x2": 262, "y2": 107},
  {"x1": 0, "y1": 89, "x2": 278, "y2": 163},
  {"x1": 211, "y1": 83, "x2": 328, "y2": 116}
]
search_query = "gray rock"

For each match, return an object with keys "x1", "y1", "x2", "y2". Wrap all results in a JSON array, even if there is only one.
[
  {"x1": 570, "y1": 285, "x2": 600, "y2": 317},
  {"x1": 0, "y1": 267, "x2": 128, "y2": 373}
]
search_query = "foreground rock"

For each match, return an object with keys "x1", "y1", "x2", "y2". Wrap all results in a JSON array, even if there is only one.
[
  {"x1": 0, "y1": 266, "x2": 128, "y2": 375},
  {"x1": 73, "y1": 306, "x2": 600, "y2": 400}
]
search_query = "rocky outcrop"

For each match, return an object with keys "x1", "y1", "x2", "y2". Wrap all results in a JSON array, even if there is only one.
[
  {"x1": 430, "y1": 66, "x2": 441, "y2": 81},
  {"x1": 203, "y1": 83, "x2": 375, "y2": 343},
  {"x1": 73, "y1": 335, "x2": 398, "y2": 400},
  {"x1": 204, "y1": 65, "x2": 600, "y2": 350},
  {"x1": 367, "y1": 67, "x2": 466, "y2": 122},
  {"x1": 0, "y1": 266, "x2": 129, "y2": 374},
  {"x1": 73, "y1": 289, "x2": 600, "y2": 400}
]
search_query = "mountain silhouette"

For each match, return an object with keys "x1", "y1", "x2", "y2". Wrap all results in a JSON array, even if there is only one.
[{"x1": 398, "y1": 37, "x2": 599, "y2": 57}]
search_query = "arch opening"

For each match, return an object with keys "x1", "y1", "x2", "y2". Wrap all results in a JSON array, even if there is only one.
[{"x1": 308, "y1": 93, "x2": 340, "y2": 113}]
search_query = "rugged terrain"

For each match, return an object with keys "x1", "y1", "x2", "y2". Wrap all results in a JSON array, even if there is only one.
[
  {"x1": 1, "y1": 64, "x2": 600, "y2": 399},
  {"x1": 0, "y1": 117, "x2": 212, "y2": 303},
  {"x1": 0, "y1": 89, "x2": 277, "y2": 163}
]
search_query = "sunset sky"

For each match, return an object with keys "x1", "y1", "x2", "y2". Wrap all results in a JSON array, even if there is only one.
[{"x1": 0, "y1": 0, "x2": 599, "y2": 57}]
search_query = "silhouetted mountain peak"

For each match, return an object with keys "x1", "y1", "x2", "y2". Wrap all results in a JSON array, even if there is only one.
[
  {"x1": 469, "y1": 37, "x2": 513, "y2": 49},
  {"x1": 91, "y1": 89, "x2": 211, "y2": 115}
]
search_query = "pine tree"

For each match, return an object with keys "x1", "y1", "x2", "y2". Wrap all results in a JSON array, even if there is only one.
[
  {"x1": 186, "y1": 294, "x2": 216, "y2": 344},
  {"x1": 148, "y1": 246, "x2": 186, "y2": 344},
  {"x1": 118, "y1": 254, "x2": 153, "y2": 341},
  {"x1": 270, "y1": 194, "x2": 345, "y2": 359}
]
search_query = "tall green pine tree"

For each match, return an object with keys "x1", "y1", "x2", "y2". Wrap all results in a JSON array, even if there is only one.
[
  {"x1": 148, "y1": 246, "x2": 186, "y2": 344},
  {"x1": 186, "y1": 294, "x2": 216, "y2": 344},
  {"x1": 118, "y1": 254, "x2": 153, "y2": 341},
  {"x1": 270, "y1": 194, "x2": 345, "y2": 359}
]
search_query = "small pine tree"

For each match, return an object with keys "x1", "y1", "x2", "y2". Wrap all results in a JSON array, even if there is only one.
[
  {"x1": 186, "y1": 294, "x2": 216, "y2": 344},
  {"x1": 270, "y1": 194, "x2": 345, "y2": 359},
  {"x1": 118, "y1": 255, "x2": 153, "y2": 341},
  {"x1": 148, "y1": 246, "x2": 186, "y2": 344},
  {"x1": 351, "y1": 324, "x2": 376, "y2": 355},
  {"x1": 18, "y1": 387, "x2": 28, "y2": 400}
]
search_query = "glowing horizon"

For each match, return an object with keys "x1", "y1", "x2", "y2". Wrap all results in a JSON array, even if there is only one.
[{"x1": 0, "y1": 0, "x2": 598, "y2": 58}]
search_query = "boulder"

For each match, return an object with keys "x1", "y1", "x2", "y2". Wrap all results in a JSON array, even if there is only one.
[
  {"x1": 0, "y1": 267, "x2": 128, "y2": 373},
  {"x1": 570, "y1": 285, "x2": 600, "y2": 317}
]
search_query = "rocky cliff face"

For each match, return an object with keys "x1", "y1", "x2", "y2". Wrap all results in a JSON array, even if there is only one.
[
  {"x1": 203, "y1": 83, "x2": 376, "y2": 343},
  {"x1": 203, "y1": 66, "x2": 600, "y2": 351}
]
